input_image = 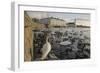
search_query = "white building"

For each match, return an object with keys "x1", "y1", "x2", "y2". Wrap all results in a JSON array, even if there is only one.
[{"x1": 75, "y1": 19, "x2": 90, "y2": 27}]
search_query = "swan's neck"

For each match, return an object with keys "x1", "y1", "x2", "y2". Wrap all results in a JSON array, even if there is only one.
[
  {"x1": 46, "y1": 37, "x2": 49, "y2": 43},
  {"x1": 46, "y1": 39, "x2": 48, "y2": 43}
]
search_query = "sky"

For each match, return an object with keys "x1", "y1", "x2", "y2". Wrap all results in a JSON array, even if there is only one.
[
  {"x1": 27, "y1": 11, "x2": 48, "y2": 19},
  {"x1": 27, "y1": 11, "x2": 90, "y2": 22},
  {"x1": 48, "y1": 12, "x2": 90, "y2": 22}
]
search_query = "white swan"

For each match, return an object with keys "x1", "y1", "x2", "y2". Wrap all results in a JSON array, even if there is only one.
[{"x1": 40, "y1": 36, "x2": 51, "y2": 60}]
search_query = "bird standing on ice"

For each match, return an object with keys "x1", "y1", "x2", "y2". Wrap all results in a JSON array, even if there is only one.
[{"x1": 40, "y1": 35, "x2": 51, "y2": 60}]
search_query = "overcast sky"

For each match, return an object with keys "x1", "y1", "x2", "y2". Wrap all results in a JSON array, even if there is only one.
[
  {"x1": 48, "y1": 12, "x2": 90, "y2": 22},
  {"x1": 27, "y1": 11, "x2": 90, "y2": 22}
]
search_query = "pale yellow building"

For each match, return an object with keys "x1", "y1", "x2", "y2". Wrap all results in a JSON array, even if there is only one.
[
  {"x1": 75, "y1": 19, "x2": 90, "y2": 27},
  {"x1": 40, "y1": 17, "x2": 67, "y2": 27},
  {"x1": 49, "y1": 18, "x2": 67, "y2": 27}
]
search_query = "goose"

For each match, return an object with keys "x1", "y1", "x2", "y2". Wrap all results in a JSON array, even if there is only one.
[{"x1": 40, "y1": 35, "x2": 51, "y2": 60}]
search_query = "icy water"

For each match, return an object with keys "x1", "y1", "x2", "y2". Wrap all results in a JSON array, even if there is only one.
[
  {"x1": 32, "y1": 27, "x2": 90, "y2": 60},
  {"x1": 49, "y1": 27, "x2": 90, "y2": 37}
]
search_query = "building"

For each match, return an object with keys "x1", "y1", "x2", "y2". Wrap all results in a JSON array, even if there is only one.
[
  {"x1": 75, "y1": 19, "x2": 90, "y2": 27},
  {"x1": 40, "y1": 17, "x2": 67, "y2": 28},
  {"x1": 24, "y1": 12, "x2": 46, "y2": 61},
  {"x1": 24, "y1": 11, "x2": 33, "y2": 61},
  {"x1": 66, "y1": 19, "x2": 90, "y2": 28}
]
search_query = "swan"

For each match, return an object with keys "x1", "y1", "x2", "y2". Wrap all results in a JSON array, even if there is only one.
[{"x1": 40, "y1": 35, "x2": 51, "y2": 60}]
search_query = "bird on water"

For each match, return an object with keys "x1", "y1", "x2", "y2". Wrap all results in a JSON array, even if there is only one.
[{"x1": 40, "y1": 35, "x2": 51, "y2": 60}]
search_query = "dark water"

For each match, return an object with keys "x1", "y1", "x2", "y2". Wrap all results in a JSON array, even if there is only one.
[{"x1": 32, "y1": 27, "x2": 90, "y2": 60}]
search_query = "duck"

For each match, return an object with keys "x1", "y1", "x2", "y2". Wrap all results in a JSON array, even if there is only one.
[{"x1": 40, "y1": 35, "x2": 51, "y2": 60}]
